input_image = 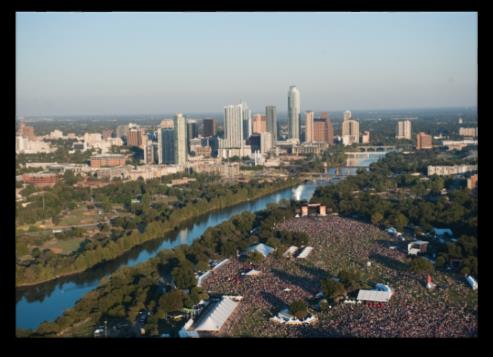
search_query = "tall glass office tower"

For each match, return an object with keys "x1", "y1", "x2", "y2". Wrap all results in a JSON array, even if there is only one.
[
  {"x1": 265, "y1": 105, "x2": 277, "y2": 142},
  {"x1": 224, "y1": 104, "x2": 244, "y2": 148},
  {"x1": 175, "y1": 113, "x2": 187, "y2": 165},
  {"x1": 288, "y1": 86, "x2": 301, "y2": 142},
  {"x1": 241, "y1": 101, "x2": 251, "y2": 141}
]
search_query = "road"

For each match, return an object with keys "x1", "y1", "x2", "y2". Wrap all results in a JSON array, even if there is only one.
[{"x1": 18, "y1": 215, "x2": 119, "y2": 236}]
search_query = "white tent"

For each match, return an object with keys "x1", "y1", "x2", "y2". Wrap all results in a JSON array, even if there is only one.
[
  {"x1": 466, "y1": 276, "x2": 478, "y2": 291},
  {"x1": 245, "y1": 269, "x2": 262, "y2": 276},
  {"x1": 296, "y1": 246, "x2": 313, "y2": 259},
  {"x1": 194, "y1": 296, "x2": 241, "y2": 332},
  {"x1": 246, "y1": 243, "x2": 275, "y2": 257},
  {"x1": 283, "y1": 246, "x2": 298, "y2": 258},
  {"x1": 357, "y1": 290, "x2": 392, "y2": 302}
]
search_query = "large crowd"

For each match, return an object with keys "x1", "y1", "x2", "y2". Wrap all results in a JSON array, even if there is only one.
[{"x1": 201, "y1": 216, "x2": 477, "y2": 337}]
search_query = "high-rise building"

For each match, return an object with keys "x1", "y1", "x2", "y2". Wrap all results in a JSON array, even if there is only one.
[
  {"x1": 416, "y1": 132, "x2": 433, "y2": 150},
  {"x1": 459, "y1": 127, "x2": 478, "y2": 137},
  {"x1": 140, "y1": 128, "x2": 147, "y2": 148},
  {"x1": 224, "y1": 104, "x2": 244, "y2": 148},
  {"x1": 396, "y1": 120, "x2": 412, "y2": 140},
  {"x1": 247, "y1": 134, "x2": 261, "y2": 153},
  {"x1": 304, "y1": 111, "x2": 315, "y2": 143},
  {"x1": 127, "y1": 125, "x2": 143, "y2": 147},
  {"x1": 157, "y1": 127, "x2": 176, "y2": 164},
  {"x1": 202, "y1": 118, "x2": 216, "y2": 137},
  {"x1": 187, "y1": 120, "x2": 199, "y2": 140},
  {"x1": 458, "y1": 117, "x2": 464, "y2": 124},
  {"x1": 321, "y1": 112, "x2": 329, "y2": 120},
  {"x1": 361, "y1": 131, "x2": 370, "y2": 144},
  {"x1": 312, "y1": 116, "x2": 334, "y2": 144},
  {"x1": 144, "y1": 141, "x2": 157, "y2": 164},
  {"x1": 260, "y1": 132, "x2": 273, "y2": 154},
  {"x1": 18, "y1": 119, "x2": 36, "y2": 140},
  {"x1": 341, "y1": 112, "x2": 360, "y2": 146},
  {"x1": 288, "y1": 86, "x2": 301, "y2": 142},
  {"x1": 265, "y1": 106, "x2": 277, "y2": 142},
  {"x1": 175, "y1": 113, "x2": 188, "y2": 166},
  {"x1": 252, "y1": 114, "x2": 267, "y2": 134},
  {"x1": 241, "y1": 101, "x2": 252, "y2": 141}
]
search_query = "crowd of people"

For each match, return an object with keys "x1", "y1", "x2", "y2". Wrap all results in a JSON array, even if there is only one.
[{"x1": 201, "y1": 215, "x2": 478, "y2": 337}]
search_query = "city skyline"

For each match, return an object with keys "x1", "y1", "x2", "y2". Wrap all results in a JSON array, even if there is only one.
[{"x1": 16, "y1": 12, "x2": 477, "y2": 116}]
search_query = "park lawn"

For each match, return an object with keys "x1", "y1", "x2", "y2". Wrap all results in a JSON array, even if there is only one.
[
  {"x1": 152, "y1": 195, "x2": 178, "y2": 205},
  {"x1": 59, "y1": 208, "x2": 98, "y2": 226},
  {"x1": 42, "y1": 237, "x2": 84, "y2": 255},
  {"x1": 54, "y1": 238, "x2": 85, "y2": 255}
]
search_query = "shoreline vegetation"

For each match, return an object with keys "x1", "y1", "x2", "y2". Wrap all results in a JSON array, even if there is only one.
[{"x1": 16, "y1": 177, "x2": 301, "y2": 287}]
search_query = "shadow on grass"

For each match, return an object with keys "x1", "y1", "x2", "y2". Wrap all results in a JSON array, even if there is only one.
[
  {"x1": 271, "y1": 268, "x2": 320, "y2": 294},
  {"x1": 369, "y1": 253, "x2": 409, "y2": 272},
  {"x1": 260, "y1": 291, "x2": 287, "y2": 312}
]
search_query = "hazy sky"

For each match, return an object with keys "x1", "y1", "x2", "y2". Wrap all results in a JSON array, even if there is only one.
[{"x1": 16, "y1": 12, "x2": 477, "y2": 116}]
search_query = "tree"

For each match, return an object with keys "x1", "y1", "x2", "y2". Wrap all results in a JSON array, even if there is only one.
[
  {"x1": 409, "y1": 257, "x2": 434, "y2": 274},
  {"x1": 435, "y1": 255, "x2": 447, "y2": 268},
  {"x1": 171, "y1": 265, "x2": 196, "y2": 290},
  {"x1": 338, "y1": 270, "x2": 364, "y2": 291},
  {"x1": 371, "y1": 212, "x2": 384, "y2": 226},
  {"x1": 288, "y1": 300, "x2": 308, "y2": 320},
  {"x1": 320, "y1": 279, "x2": 346, "y2": 302},
  {"x1": 248, "y1": 251, "x2": 264, "y2": 264},
  {"x1": 63, "y1": 170, "x2": 78, "y2": 186},
  {"x1": 158, "y1": 289, "x2": 184, "y2": 314}
]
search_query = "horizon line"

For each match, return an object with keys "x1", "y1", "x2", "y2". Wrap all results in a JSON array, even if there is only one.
[{"x1": 18, "y1": 105, "x2": 478, "y2": 119}]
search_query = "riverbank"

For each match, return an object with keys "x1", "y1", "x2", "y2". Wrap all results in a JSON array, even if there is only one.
[{"x1": 16, "y1": 178, "x2": 302, "y2": 287}]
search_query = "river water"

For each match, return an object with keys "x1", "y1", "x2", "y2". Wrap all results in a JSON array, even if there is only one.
[{"x1": 16, "y1": 180, "x2": 330, "y2": 330}]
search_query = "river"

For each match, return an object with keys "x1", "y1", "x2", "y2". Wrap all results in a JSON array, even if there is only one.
[{"x1": 16, "y1": 180, "x2": 331, "y2": 330}]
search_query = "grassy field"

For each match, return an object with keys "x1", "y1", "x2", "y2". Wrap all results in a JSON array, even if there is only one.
[
  {"x1": 59, "y1": 207, "x2": 99, "y2": 226},
  {"x1": 42, "y1": 237, "x2": 83, "y2": 255}
]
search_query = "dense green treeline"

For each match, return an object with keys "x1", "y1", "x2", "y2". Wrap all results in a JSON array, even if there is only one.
[{"x1": 16, "y1": 176, "x2": 299, "y2": 286}]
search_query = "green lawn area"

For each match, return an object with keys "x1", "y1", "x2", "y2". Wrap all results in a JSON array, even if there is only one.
[
  {"x1": 59, "y1": 208, "x2": 98, "y2": 226},
  {"x1": 42, "y1": 237, "x2": 83, "y2": 255}
]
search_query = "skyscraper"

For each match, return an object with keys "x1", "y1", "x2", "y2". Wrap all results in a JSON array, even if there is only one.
[
  {"x1": 288, "y1": 86, "x2": 301, "y2": 142},
  {"x1": 175, "y1": 113, "x2": 187, "y2": 165},
  {"x1": 260, "y1": 132, "x2": 273, "y2": 154},
  {"x1": 127, "y1": 128, "x2": 141, "y2": 147},
  {"x1": 265, "y1": 106, "x2": 277, "y2": 142},
  {"x1": 341, "y1": 110, "x2": 360, "y2": 146},
  {"x1": 313, "y1": 116, "x2": 334, "y2": 144},
  {"x1": 416, "y1": 132, "x2": 433, "y2": 150},
  {"x1": 202, "y1": 118, "x2": 216, "y2": 137},
  {"x1": 224, "y1": 104, "x2": 244, "y2": 148},
  {"x1": 396, "y1": 120, "x2": 412, "y2": 140},
  {"x1": 157, "y1": 127, "x2": 175, "y2": 164},
  {"x1": 304, "y1": 111, "x2": 315, "y2": 143},
  {"x1": 241, "y1": 101, "x2": 252, "y2": 141},
  {"x1": 187, "y1": 120, "x2": 199, "y2": 140}
]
